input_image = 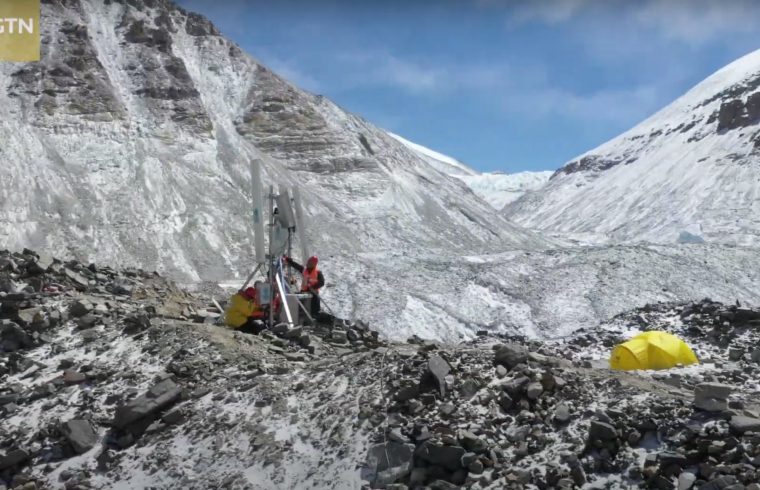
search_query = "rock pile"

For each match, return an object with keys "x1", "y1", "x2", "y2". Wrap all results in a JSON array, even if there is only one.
[{"x1": 4, "y1": 250, "x2": 760, "y2": 489}]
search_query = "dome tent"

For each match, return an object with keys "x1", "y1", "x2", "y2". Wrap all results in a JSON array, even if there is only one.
[{"x1": 609, "y1": 331, "x2": 698, "y2": 371}]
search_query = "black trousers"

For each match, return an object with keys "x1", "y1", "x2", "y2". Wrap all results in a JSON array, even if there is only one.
[
  {"x1": 238, "y1": 318, "x2": 266, "y2": 335},
  {"x1": 310, "y1": 294, "x2": 321, "y2": 316}
]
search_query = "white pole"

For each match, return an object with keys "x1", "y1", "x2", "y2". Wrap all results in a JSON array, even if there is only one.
[
  {"x1": 292, "y1": 187, "x2": 309, "y2": 262},
  {"x1": 250, "y1": 159, "x2": 266, "y2": 264}
]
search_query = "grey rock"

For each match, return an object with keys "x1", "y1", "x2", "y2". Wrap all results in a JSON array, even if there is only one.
[
  {"x1": 439, "y1": 402, "x2": 456, "y2": 416},
  {"x1": 365, "y1": 442, "x2": 414, "y2": 486},
  {"x1": 468, "y1": 459, "x2": 484, "y2": 474},
  {"x1": 459, "y1": 430, "x2": 488, "y2": 454},
  {"x1": 387, "y1": 428, "x2": 409, "y2": 444},
  {"x1": 698, "y1": 476, "x2": 737, "y2": 490},
  {"x1": 495, "y1": 365, "x2": 508, "y2": 378},
  {"x1": 494, "y1": 343, "x2": 528, "y2": 369},
  {"x1": 498, "y1": 392, "x2": 513, "y2": 411},
  {"x1": 460, "y1": 378, "x2": 480, "y2": 398},
  {"x1": 589, "y1": 420, "x2": 618, "y2": 441},
  {"x1": 331, "y1": 330, "x2": 348, "y2": 344},
  {"x1": 0, "y1": 320, "x2": 34, "y2": 351},
  {"x1": 658, "y1": 451, "x2": 688, "y2": 469},
  {"x1": 694, "y1": 383, "x2": 732, "y2": 412},
  {"x1": 65, "y1": 267, "x2": 90, "y2": 289},
  {"x1": 409, "y1": 467, "x2": 426, "y2": 486},
  {"x1": 271, "y1": 323, "x2": 289, "y2": 336},
  {"x1": 751, "y1": 349, "x2": 760, "y2": 363},
  {"x1": 428, "y1": 354, "x2": 450, "y2": 397},
  {"x1": 554, "y1": 403, "x2": 571, "y2": 423},
  {"x1": 677, "y1": 472, "x2": 697, "y2": 490},
  {"x1": 61, "y1": 419, "x2": 99, "y2": 454},
  {"x1": 161, "y1": 409, "x2": 185, "y2": 425},
  {"x1": 284, "y1": 326, "x2": 303, "y2": 339},
  {"x1": 526, "y1": 381, "x2": 543, "y2": 400},
  {"x1": 729, "y1": 415, "x2": 760, "y2": 435},
  {"x1": 113, "y1": 379, "x2": 182, "y2": 429},
  {"x1": 394, "y1": 381, "x2": 420, "y2": 402},
  {"x1": 123, "y1": 313, "x2": 151, "y2": 335},
  {"x1": 69, "y1": 300, "x2": 93, "y2": 318},
  {"x1": 429, "y1": 481, "x2": 458, "y2": 490},
  {"x1": 0, "y1": 449, "x2": 30, "y2": 470},
  {"x1": 501, "y1": 375, "x2": 530, "y2": 396},
  {"x1": 63, "y1": 370, "x2": 87, "y2": 384},
  {"x1": 415, "y1": 441, "x2": 466, "y2": 469},
  {"x1": 16, "y1": 307, "x2": 42, "y2": 328},
  {"x1": 2, "y1": 403, "x2": 19, "y2": 415},
  {"x1": 728, "y1": 347, "x2": 743, "y2": 361}
]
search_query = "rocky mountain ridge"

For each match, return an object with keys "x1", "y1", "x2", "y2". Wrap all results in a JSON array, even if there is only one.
[
  {"x1": 507, "y1": 49, "x2": 760, "y2": 246},
  {"x1": 0, "y1": 0, "x2": 544, "y2": 285}
]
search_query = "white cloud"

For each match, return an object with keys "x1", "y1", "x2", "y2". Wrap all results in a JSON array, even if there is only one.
[
  {"x1": 503, "y1": 84, "x2": 664, "y2": 125},
  {"x1": 263, "y1": 56, "x2": 323, "y2": 93},
  {"x1": 500, "y1": 0, "x2": 760, "y2": 46}
]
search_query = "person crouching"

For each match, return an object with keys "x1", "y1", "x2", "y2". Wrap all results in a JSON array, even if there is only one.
[{"x1": 224, "y1": 285, "x2": 266, "y2": 335}]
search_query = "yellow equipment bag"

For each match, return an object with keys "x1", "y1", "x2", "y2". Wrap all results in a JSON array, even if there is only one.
[{"x1": 609, "y1": 331, "x2": 698, "y2": 370}]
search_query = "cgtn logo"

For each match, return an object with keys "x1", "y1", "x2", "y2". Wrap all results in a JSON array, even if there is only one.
[
  {"x1": 0, "y1": 17, "x2": 35, "y2": 35},
  {"x1": 0, "y1": 0, "x2": 40, "y2": 62}
]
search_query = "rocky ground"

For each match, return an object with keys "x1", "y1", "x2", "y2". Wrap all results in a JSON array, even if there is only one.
[{"x1": 2, "y1": 250, "x2": 760, "y2": 489}]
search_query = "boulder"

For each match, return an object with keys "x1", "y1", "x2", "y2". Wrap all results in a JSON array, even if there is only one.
[
  {"x1": 416, "y1": 441, "x2": 466, "y2": 470},
  {"x1": 677, "y1": 472, "x2": 697, "y2": 490},
  {"x1": 64, "y1": 267, "x2": 90, "y2": 289},
  {"x1": 494, "y1": 343, "x2": 528, "y2": 369},
  {"x1": 526, "y1": 382, "x2": 543, "y2": 400},
  {"x1": 589, "y1": 420, "x2": 618, "y2": 441},
  {"x1": 331, "y1": 330, "x2": 348, "y2": 344},
  {"x1": 0, "y1": 449, "x2": 30, "y2": 470},
  {"x1": 554, "y1": 403, "x2": 571, "y2": 424},
  {"x1": 15, "y1": 307, "x2": 42, "y2": 328},
  {"x1": 60, "y1": 419, "x2": 99, "y2": 454},
  {"x1": 395, "y1": 381, "x2": 420, "y2": 402},
  {"x1": 729, "y1": 415, "x2": 760, "y2": 435},
  {"x1": 69, "y1": 300, "x2": 93, "y2": 318},
  {"x1": 365, "y1": 442, "x2": 415, "y2": 486},
  {"x1": 751, "y1": 349, "x2": 760, "y2": 363},
  {"x1": 459, "y1": 431, "x2": 488, "y2": 454},
  {"x1": 0, "y1": 320, "x2": 34, "y2": 351},
  {"x1": 113, "y1": 379, "x2": 182, "y2": 430},
  {"x1": 122, "y1": 312, "x2": 152, "y2": 335},
  {"x1": 63, "y1": 370, "x2": 87, "y2": 384},
  {"x1": 694, "y1": 383, "x2": 732, "y2": 412},
  {"x1": 428, "y1": 354, "x2": 450, "y2": 397}
]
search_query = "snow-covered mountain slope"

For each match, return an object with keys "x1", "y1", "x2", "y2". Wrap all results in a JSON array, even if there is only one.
[
  {"x1": 506, "y1": 49, "x2": 760, "y2": 245},
  {"x1": 388, "y1": 132, "x2": 478, "y2": 176},
  {"x1": 0, "y1": 0, "x2": 547, "y2": 283},
  {"x1": 388, "y1": 132, "x2": 552, "y2": 209},
  {"x1": 457, "y1": 171, "x2": 553, "y2": 210},
  {"x1": 322, "y1": 243, "x2": 760, "y2": 341}
]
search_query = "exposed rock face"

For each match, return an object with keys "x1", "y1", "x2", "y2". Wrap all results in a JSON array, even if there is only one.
[{"x1": 0, "y1": 0, "x2": 543, "y2": 288}]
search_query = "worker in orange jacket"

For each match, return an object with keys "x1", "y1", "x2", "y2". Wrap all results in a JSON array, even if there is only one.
[{"x1": 284, "y1": 255, "x2": 324, "y2": 317}]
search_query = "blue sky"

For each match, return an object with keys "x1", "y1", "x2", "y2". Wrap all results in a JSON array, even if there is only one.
[{"x1": 178, "y1": 0, "x2": 760, "y2": 173}]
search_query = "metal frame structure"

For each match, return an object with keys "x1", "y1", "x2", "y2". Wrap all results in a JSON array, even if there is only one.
[{"x1": 242, "y1": 159, "x2": 311, "y2": 329}]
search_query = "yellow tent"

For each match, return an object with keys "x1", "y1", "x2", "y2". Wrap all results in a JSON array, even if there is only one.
[{"x1": 609, "y1": 331, "x2": 698, "y2": 371}]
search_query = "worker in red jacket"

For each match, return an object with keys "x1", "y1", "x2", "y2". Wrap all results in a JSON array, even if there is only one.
[{"x1": 284, "y1": 255, "x2": 324, "y2": 317}]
